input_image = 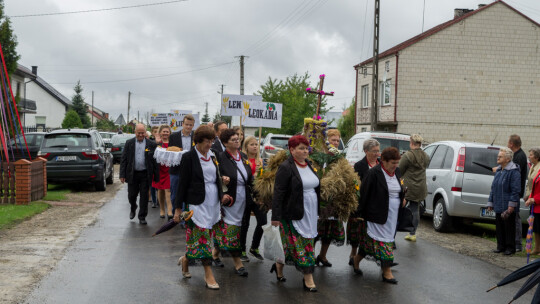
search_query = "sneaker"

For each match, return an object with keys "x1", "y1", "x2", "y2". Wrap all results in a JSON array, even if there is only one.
[
  {"x1": 240, "y1": 252, "x2": 250, "y2": 262},
  {"x1": 249, "y1": 248, "x2": 264, "y2": 260},
  {"x1": 404, "y1": 234, "x2": 416, "y2": 242}
]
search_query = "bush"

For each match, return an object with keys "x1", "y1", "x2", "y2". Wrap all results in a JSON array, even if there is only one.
[{"x1": 62, "y1": 110, "x2": 83, "y2": 129}]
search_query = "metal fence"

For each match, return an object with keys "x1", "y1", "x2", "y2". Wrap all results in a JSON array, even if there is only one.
[{"x1": 0, "y1": 163, "x2": 16, "y2": 204}]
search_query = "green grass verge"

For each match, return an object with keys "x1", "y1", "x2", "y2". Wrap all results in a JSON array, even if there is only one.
[
  {"x1": 0, "y1": 202, "x2": 50, "y2": 229},
  {"x1": 43, "y1": 184, "x2": 71, "y2": 201},
  {"x1": 473, "y1": 222, "x2": 533, "y2": 258}
]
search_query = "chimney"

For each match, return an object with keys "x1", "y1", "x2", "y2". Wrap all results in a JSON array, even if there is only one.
[
  {"x1": 454, "y1": 8, "x2": 474, "y2": 19},
  {"x1": 31, "y1": 66, "x2": 37, "y2": 76}
]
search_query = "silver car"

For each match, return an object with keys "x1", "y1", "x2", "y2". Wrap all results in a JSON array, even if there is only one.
[
  {"x1": 422, "y1": 141, "x2": 528, "y2": 232},
  {"x1": 260, "y1": 133, "x2": 292, "y2": 159}
]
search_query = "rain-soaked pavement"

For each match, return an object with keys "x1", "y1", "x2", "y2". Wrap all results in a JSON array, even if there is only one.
[{"x1": 25, "y1": 186, "x2": 533, "y2": 304}]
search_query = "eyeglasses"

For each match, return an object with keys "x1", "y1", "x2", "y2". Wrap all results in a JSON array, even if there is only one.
[{"x1": 229, "y1": 139, "x2": 240, "y2": 142}]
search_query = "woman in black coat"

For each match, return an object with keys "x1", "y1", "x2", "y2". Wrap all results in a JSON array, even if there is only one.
[
  {"x1": 353, "y1": 147, "x2": 405, "y2": 285},
  {"x1": 271, "y1": 135, "x2": 320, "y2": 292},
  {"x1": 173, "y1": 125, "x2": 231, "y2": 290},
  {"x1": 213, "y1": 129, "x2": 253, "y2": 277}
]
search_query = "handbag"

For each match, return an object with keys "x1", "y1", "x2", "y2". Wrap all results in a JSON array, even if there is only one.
[
  {"x1": 262, "y1": 223, "x2": 285, "y2": 264},
  {"x1": 397, "y1": 206, "x2": 414, "y2": 232}
]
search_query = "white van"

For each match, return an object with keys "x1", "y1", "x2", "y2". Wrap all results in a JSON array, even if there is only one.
[{"x1": 344, "y1": 132, "x2": 411, "y2": 166}]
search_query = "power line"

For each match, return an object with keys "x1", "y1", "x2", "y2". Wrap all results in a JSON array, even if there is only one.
[{"x1": 10, "y1": 0, "x2": 189, "y2": 18}]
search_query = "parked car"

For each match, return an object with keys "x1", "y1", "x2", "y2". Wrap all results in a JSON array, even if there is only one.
[
  {"x1": 260, "y1": 133, "x2": 292, "y2": 159},
  {"x1": 37, "y1": 129, "x2": 114, "y2": 191},
  {"x1": 99, "y1": 132, "x2": 116, "y2": 144},
  {"x1": 110, "y1": 134, "x2": 136, "y2": 163},
  {"x1": 8, "y1": 132, "x2": 46, "y2": 160},
  {"x1": 421, "y1": 141, "x2": 528, "y2": 232},
  {"x1": 344, "y1": 132, "x2": 411, "y2": 166}
]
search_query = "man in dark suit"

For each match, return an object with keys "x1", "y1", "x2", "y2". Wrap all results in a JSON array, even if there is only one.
[
  {"x1": 211, "y1": 121, "x2": 228, "y2": 153},
  {"x1": 120, "y1": 123, "x2": 159, "y2": 224},
  {"x1": 169, "y1": 114, "x2": 195, "y2": 211},
  {"x1": 508, "y1": 134, "x2": 528, "y2": 252}
]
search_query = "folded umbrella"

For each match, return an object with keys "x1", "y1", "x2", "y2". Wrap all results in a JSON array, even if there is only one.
[
  {"x1": 508, "y1": 268, "x2": 540, "y2": 303},
  {"x1": 487, "y1": 258, "x2": 540, "y2": 292},
  {"x1": 532, "y1": 285, "x2": 540, "y2": 304},
  {"x1": 152, "y1": 210, "x2": 194, "y2": 237},
  {"x1": 527, "y1": 212, "x2": 535, "y2": 264}
]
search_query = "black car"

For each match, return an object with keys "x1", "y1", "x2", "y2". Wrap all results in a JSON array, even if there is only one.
[
  {"x1": 38, "y1": 129, "x2": 114, "y2": 191},
  {"x1": 8, "y1": 132, "x2": 46, "y2": 160},
  {"x1": 110, "y1": 134, "x2": 135, "y2": 163}
]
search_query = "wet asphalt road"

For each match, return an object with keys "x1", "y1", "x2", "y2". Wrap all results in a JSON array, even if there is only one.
[{"x1": 25, "y1": 186, "x2": 534, "y2": 304}]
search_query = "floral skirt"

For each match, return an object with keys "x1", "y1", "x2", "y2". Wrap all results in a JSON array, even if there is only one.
[
  {"x1": 214, "y1": 220, "x2": 242, "y2": 257},
  {"x1": 316, "y1": 219, "x2": 345, "y2": 246},
  {"x1": 346, "y1": 218, "x2": 366, "y2": 247},
  {"x1": 185, "y1": 219, "x2": 214, "y2": 266},
  {"x1": 358, "y1": 225, "x2": 394, "y2": 268},
  {"x1": 279, "y1": 220, "x2": 315, "y2": 274}
]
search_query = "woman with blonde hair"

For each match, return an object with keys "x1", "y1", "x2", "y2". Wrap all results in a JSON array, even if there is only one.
[{"x1": 152, "y1": 124, "x2": 174, "y2": 220}]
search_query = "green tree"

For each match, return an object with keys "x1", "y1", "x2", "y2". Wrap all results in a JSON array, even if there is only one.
[
  {"x1": 0, "y1": 0, "x2": 20, "y2": 75},
  {"x1": 71, "y1": 81, "x2": 91, "y2": 128},
  {"x1": 256, "y1": 72, "x2": 328, "y2": 137},
  {"x1": 62, "y1": 110, "x2": 83, "y2": 129},
  {"x1": 337, "y1": 98, "x2": 356, "y2": 142},
  {"x1": 96, "y1": 118, "x2": 116, "y2": 131},
  {"x1": 202, "y1": 102, "x2": 210, "y2": 123},
  {"x1": 212, "y1": 111, "x2": 231, "y2": 125}
]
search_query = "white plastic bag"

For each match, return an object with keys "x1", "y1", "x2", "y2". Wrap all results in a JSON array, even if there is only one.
[{"x1": 262, "y1": 223, "x2": 285, "y2": 264}]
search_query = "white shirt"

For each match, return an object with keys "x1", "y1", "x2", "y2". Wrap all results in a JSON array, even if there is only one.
[
  {"x1": 134, "y1": 138, "x2": 146, "y2": 171},
  {"x1": 367, "y1": 169, "x2": 401, "y2": 243},
  {"x1": 292, "y1": 165, "x2": 319, "y2": 239},
  {"x1": 188, "y1": 148, "x2": 220, "y2": 229},
  {"x1": 222, "y1": 152, "x2": 248, "y2": 226},
  {"x1": 180, "y1": 130, "x2": 192, "y2": 152}
]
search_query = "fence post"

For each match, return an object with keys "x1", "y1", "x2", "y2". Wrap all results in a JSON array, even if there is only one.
[
  {"x1": 37, "y1": 157, "x2": 48, "y2": 198},
  {"x1": 15, "y1": 159, "x2": 31, "y2": 205}
]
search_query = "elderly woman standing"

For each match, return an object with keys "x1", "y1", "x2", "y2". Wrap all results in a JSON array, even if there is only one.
[
  {"x1": 271, "y1": 135, "x2": 320, "y2": 292},
  {"x1": 487, "y1": 147, "x2": 521, "y2": 256},
  {"x1": 349, "y1": 139, "x2": 381, "y2": 265},
  {"x1": 353, "y1": 147, "x2": 404, "y2": 284},
  {"x1": 174, "y1": 125, "x2": 232, "y2": 290},
  {"x1": 152, "y1": 125, "x2": 174, "y2": 220},
  {"x1": 213, "y1": 129, "x2": 252, "y2": 276},
  {"x1": 524, "y1": 148, "x2": 540, "y2": 254}
]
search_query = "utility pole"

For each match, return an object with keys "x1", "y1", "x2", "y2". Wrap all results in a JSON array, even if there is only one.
[
  {"x1": 137, "y1": 110, "x2": 140, "y2": 122},
  {"x1": 370, "y1": 0, "x2": 380, "y2": 131},
  {"x1": 233, "y1": 56, "x2": 248, "y2": 127},
  {"x1": 127, "y1": 91, "x2": 131, "y2": 124},
  {"x1": 91, "y1": 91, "x2": 94, "y2": 127}
]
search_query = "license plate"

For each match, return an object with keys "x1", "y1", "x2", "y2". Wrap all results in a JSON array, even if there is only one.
[
  {"x1": 480, "y1": 207, "x2": 496, "y2": 218},
  {"x1": 56, "y1": 156, "x2": 77, "y2": 161}
]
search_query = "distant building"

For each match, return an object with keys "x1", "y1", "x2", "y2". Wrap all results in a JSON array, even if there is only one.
[
  {"x1": 354, "y1": 1, "x2": 540, "y2": 147},
  {"x1": 86, "y1": 104, "x2": 109, "y2": 126},
  {"x1": 114, "y1": 114, "x2": 127, "y2": 126}
]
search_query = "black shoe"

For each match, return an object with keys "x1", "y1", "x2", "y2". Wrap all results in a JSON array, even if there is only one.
[
  {"x1": 382, "y1": 274, "x2": 398, "y2": 284},
  {"x1": 235, "y1": 267, "x2": 248, "y2": 277},
  {"x1": 504, "y1": 249, "x2": 515, "y2": 255},
  {"x1": 213, "y1": 258, "x2": 224, "y2": 267},
  {"x1": 316, "y1": 255, "x2": 332, "y2": 267},
  {"x1": 390, "y1": 262, "x2": 399, "y2": 268},
  {"x1": 160, "y1": 215, "x2": 165, "y2": 219},
  {"x1": 492, "y1": 249, "x2": 503, "y2": 253},
  {"x1": 348, "y1": 257, "x2": 354, "y2": 266},
  {"x1": 270, "y1": 263, "x2": 286, "y2": 282},
  {"x1": 353, "y1": 268, "x2": 363, "y2": 275},
  {"x1": 139, "y1": 219, "x2": 147, "y2": 225},
  {"x1": 303, "y1": 279, "x2": 318, "y2": 292},
  {"x1": 130, "y1": 211, "x2": 135, "y2": 220},
  {"x1": 249, "y1": 248, "x2": 264, "y2": 261},
  {"x1": 167, "y1": 215, "x2": 173, "y2": 221}
]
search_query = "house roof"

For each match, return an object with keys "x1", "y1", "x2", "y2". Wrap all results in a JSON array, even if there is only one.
[
  {"x1": 14, "y1": 64, "x2": 36, "y2": 79},
  {"x1": 34, "y1": 76, "x2": 72, "y2": 108},
  {"x1": 354, "y1": 1, "x2": 540, "y2": 68},
  {"x1": 114, "y1": 114, "x2": 126, "y2": 125}
]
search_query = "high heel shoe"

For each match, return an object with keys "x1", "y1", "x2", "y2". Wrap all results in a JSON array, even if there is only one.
[
  {"x1": 205, "y1": 280, "x2": 220, "y2": 290},
  {"x1": 303, "y1": 279, "x2": 318, "y2": 292},
  {"x1": 316, "y1": 255, "x2": 332, "y2": 267},
  {"x1": 382, "y1": 274, "x2": 398, "y2": 285},
  {"x1": 270, "y1": 263, "x2": 286, "y2": 282},
  {"x1": 178, "y1": 256, "x2": 191, "y2": 278}
]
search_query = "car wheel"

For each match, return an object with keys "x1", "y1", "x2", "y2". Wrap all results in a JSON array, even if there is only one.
[
  {"x1": 106, "y1": 165, "x2": 114, "y2": 184},
  {"x1": 95, "y1": 168, "x2": 107, "y2": 191},
  {"x1": 432, "y1": 197, "x2": 452, "y2": 232}
]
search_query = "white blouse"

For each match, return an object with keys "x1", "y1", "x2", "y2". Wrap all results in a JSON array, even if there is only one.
[
  {"x1": 188, "y1": 149, "x2": 221, "y2": 229},
  {"x1": 222, "y1": 153, "x2": 248, "y2": 226},
  {"x1": 292, "y1": 165, "x2": 319, "y2": 239},
  {"x1": 367, "y1": 169, "x2": 401, "y2": 243}
]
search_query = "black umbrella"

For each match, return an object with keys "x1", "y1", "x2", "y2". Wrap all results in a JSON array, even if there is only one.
[
  {"x1": 487, "y1": 258, "x2": 540, "y2": 292},
  {"x1": 531, "y1": 285, "x2": 540, "y2": 304},
  {"x1": 152, "y1": 210, "x2": 193, "y2": 237},
  {"x1": 509, "y1": 268, "x2": 540, "y2": 303}
]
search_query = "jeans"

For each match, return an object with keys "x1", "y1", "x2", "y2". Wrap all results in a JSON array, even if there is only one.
[
  {"x1": 240, "y1": 200, "x2": 268, "y2": 251},
  {"x1": 407, "y1": 200, "x2": 420, "y2": 235},
  {"x1": 169, "y1": 174, "x2": 180, "y2": 210}
]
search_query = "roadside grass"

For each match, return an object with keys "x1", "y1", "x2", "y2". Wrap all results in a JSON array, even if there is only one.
[
  {"x1": 43, "y1": 184, "x2": 72, "y2": 201},
  {"x1": 472, "y1": 222, "x2": 532, "y2": 258},
  {"x1": 0, "y1": 202, "x2": 50, "y2": 229}
]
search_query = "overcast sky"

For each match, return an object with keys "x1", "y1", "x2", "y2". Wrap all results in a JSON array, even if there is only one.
[{"x1": 6, "y1": 0, "x2": 540, "y2": 122}]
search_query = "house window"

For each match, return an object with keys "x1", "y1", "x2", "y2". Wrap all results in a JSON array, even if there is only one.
[
  {"x1": 16, "y1": 82, "x2": 21, "y2": 97},
  {"x1": 380, "y1": 80, "x2": 391, "y2": 106},
  {"x1": 361, "y1": 127, "x2": 367, "y2": 132},
  {"x1": 35, "y1": 116, "x2": 46, "y2": 128},
  {"x1": 361, "y1": 85, "x2": 369, "y2": 108}
]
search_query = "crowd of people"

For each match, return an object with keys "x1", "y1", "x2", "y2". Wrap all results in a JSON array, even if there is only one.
[{"x1": 119, "y1": 117, "x2": 536, "y2": 292}]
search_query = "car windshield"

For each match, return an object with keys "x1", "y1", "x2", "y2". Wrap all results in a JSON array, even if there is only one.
[
  {"x1": 44, "y1": 134, "x2": 91, "y2": 148},
  {"x1": 464, "y1": 147, "x2": 499, "y2": 175},
  {"x1": 112, "y1": 135, "x2": 135, "y2": 145},
  {"x1": 100, "y1": 132, "x2": 114, "y2": 139},
  {"x1": 270, "y1": 137, "x2": 290, "y2": 149}
]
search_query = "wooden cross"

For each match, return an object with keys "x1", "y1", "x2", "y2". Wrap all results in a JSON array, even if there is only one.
[{"x1": 306, "y1": 74, "x2": 334, "y2": 118}]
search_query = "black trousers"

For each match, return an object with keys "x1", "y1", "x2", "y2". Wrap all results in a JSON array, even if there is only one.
[
  {"x1": 495, "y1": 212, "x2": 516, "y2": 252},
  {"x1": 128, "y1": 171, "x2": 150, "y2": 220},
  {"x1": 240, "y1": 200, "x2": 268, "y2": 251}
]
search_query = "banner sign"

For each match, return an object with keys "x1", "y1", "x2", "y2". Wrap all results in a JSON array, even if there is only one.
[
  {"x1": 168, "y1": 112, "x2": 200, "y2": 132},
  {"x1": 220, "y1": 94, "x2": 262, "y2": 117},
  {"x1": 241, "y1": 101, "x2": 282, "y2": 128},
  {"x1": 150, "y1": 113, "x2": 168, "y2": 127}
]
